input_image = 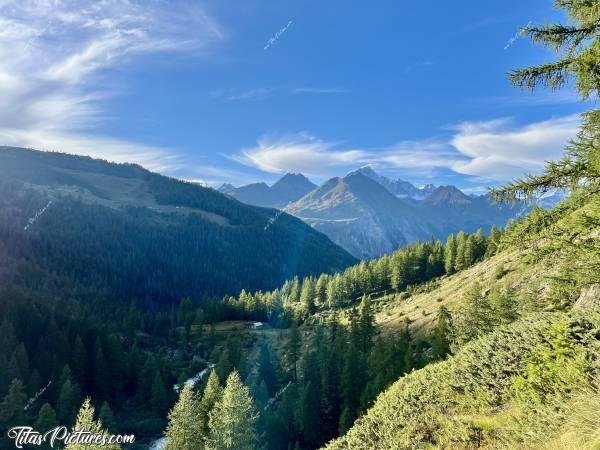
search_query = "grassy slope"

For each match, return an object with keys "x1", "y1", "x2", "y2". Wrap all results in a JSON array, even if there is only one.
[
  {"x1": 325, "y1": 309, "x2": 600, "y2": 450},
  {"x1": 324, "y1": 192, "x2": 600, "y2": 449}
]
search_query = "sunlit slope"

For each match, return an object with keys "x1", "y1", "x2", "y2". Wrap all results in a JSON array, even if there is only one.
[{"x1": 326, "y1": 191, "x2": 600, "y2": 449}]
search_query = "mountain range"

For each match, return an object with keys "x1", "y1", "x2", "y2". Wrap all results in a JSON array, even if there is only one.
[
  {"x1": 219, "y1": 173, "x2": 317, "y2": 208},
  {"x1": 219, "y1": 166, "x2": 527, "y2": 259}
]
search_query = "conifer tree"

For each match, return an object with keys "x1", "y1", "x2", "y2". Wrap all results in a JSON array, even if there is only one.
[
  {"x1": 98, "y1": 402, "x2": 116, "y2": 433},
  {"x1": 151, "y1": 372, "x2": 169, "y2": 412},
  {"x1": 300, "y1": 277, "x2": 317, "y2": 316},
  {"x1": 0, "y1": 378, "x2": 29, "y2": 431},
  {"x1": 199, "y1": 370, "x2": 223, "y2": 439},
  {"x1": 444, "y1": 234, "x2": 457, "y2": 274},
  {"x1": 288, "y1": 276, "x2": 301, "y2": 303},
  {"x1": 165, "y1": 384, "x2": 204, "y2": 450},
  {"x1": 35, "y1": 403, "x2": 58, "y2": 449},
  {"x1": 35, "y1": 402, "x2": 58, "y2": 431},
  {"x1": 464, "y1": 235, "x2": 476, "y2": 267},
  {"x1": 316, "y1": 274, "x2": 329, "y2": 305},
  {"x1": 299, "y1": 350, "x2": 324, "y2": 448},
  {"x1": 208, "y1": 371, "x2": 257, "y2": 450},
  {"x1": 257, "y1": 341, "x2": 278, "y2": 396},
  {"x1": 485, "y1": 225, "x2": 502, "y2": 257},
  {"x1": 56, "y1": 378, "x2": 82, "y2": 426},
  {"x1": 431, "y1": 306, "x2": 453, "y2": 359},
  {"x1": 65, "y1": 398, "x2": 120, "y2": 450},
  {"x1": 358, "y1": 295, "x2": 376, "y2": 354},
  {"x1": 473, "y1": 229, "x2": 487, "y2": 260},
  {"x1": 455, "y1": 282, "x2": 493, "y2": 346},
  {"x1": 455, "y1": 231, "x2": 468, "y2": 271},
  {"x1": 489, "y1": 284, "x2": 519, "y2": 325}
]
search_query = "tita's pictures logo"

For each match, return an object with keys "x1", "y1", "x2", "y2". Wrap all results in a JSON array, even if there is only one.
[{"x1": 7, "y1": 426, "x2": 136, "y2": 449}]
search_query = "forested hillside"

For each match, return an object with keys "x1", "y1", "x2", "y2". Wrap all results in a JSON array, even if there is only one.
[{"x1": 0, "y1": 147, "x2": 356, "y2": 305}]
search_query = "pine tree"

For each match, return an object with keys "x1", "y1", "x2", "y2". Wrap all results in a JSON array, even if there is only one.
[
  {"x1": 485, "y1": 225, "x2": 501, "y2": 257},
  {"x1": 257, "y1": 341, "x2": 278, "y2": 396},
  {"x1": 56, "y1": 378, "x2": 82, "y2": 426},
  {"x1": 315, "y1": 274, "x2": 329, "y2": 305},
  {"x1": 35, "y1": 402, "x2": 58, "y2": 430},
  {"x1": 390, "y1": 252, "x2": 408, "y2": 292},
  {"x1": 299, "y1": 351, "x2": 323, "y2": 448},
  {"x1": 252, "y1": 380, "x2": 269, "y2": 410},
  {"x1": 65, "y1": 398, "x2": 120, "y2": 450},
  {"x1": 455, "y1": 231, "x2": 468, "y2": 271},
  {"x1": 473, "y1": 229, "x2": 487, "y2": 261},
  {"x1": 208, "y1": 371, "x2": 257, "y2": 450},
  {"x1": 358, "y1": 295, "x2": 376, "y2": 354},
  {"x1": 444, "y1": 234, "x2": 457, "y2": 274},
  {"x1": 288, "y1": 276, "x2": 301, "y2": 303},
  {"x1": 431, "y1": 306, "x2": 452, "y2": 359},
  {"x1": 35, "y1": 403, "x2": 58, "y2": 449},
  {"x1": 464, "y1": 235, "x2": 476, "y2": 267},
  {"x1": 151, "y1": 372, "x2": 169, "y2": 413},
  {"x1": 489, "y1": 284, "x2": 519, "y2": 325},
  {"x1": 300, "y1": 277, "x2": 317, "y2": 316},
  {"x1": 199, "y1": 370, "x2": 222, "y2": 439},
  {"x1": 455, "y1": 282, "x2": 493, "y2": 346},
  {"x1": 0, "y1": 378, "x2": 29, "y2": 431},
  {"x1": 165, "y1": 384, "x2": 204, "y2": 450},
  {"x1": 98, "y1": 402, "x2": 116, "y2": 433}
]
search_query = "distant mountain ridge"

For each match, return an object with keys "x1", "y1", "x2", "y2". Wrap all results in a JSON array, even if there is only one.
[
  {"x1": 286, "y1": 172, "x2": 433, "y2": 259},
  {"x1": 217, "y1": 168, "x2": 542, "y2": 259},
  {"x1": 349, "y1": 166, "x2": 436, "y2": 199},
  {"x1": 219, "y1": 173, "x2": 317, "y2": 208}
]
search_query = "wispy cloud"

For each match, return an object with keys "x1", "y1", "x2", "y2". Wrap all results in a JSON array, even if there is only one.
[
  {"x1": 0, "y1": 0, "x2": 224, "y2": 169},
  {"x1": 231, "y1": 133, "x2": 370, "y2": 176},
  {"x1": 229, "y1": 114, "x2": 580, "y2": 182},
  {"x1": 450, "y1": 115, "x2": 580, "y2": 180}
]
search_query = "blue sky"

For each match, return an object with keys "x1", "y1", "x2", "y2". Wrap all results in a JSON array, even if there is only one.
[{"x1": 0, "y1": 0, "x2": 592, "y2": 192}]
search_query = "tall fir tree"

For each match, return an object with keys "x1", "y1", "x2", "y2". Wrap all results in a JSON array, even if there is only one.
[
  {"x1": 454, "y1": 231, "x2": 468, "y2": 271},
  {"x1": 199, "y1": 370, "x2": 223, "y2": 440},
  {"x1": 0, "y1": 379, "x2": 29, "y2": 432},
  {"x1": 165, "y1": 384, "x2": 204, "y2": 450},
  {"x1": 431, "y1": 306, "x2": 453, "y2": 360},
  {"x1": 64, "y1": 398, "x2": 120, "y2": 450},
  {"x1": 208, "y1": 371, "x2": 257, "y2": 450},
  {"x1": 35, "y1": 403, "x2": 58, "y2": 449},
  {"x1": 444, "y1": 234, "x2": 457, "y2": 274}
]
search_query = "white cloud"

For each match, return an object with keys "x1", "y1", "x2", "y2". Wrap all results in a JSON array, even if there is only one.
[
  {"x1": 231, "y1": 114, "x2": 580, "y2": 183},
  {"x1": 381, "y1": 139, "x2": 464, "y2": 170},
  {"x1": 0, "y1": 0, "x2": 223, "y2": 169},
  {"x1": 232, "y1": 134, "x2": 370, "y2": 176},
  {"x1": 450, "y1": 115, "x2": 580, "y2": 179}
]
